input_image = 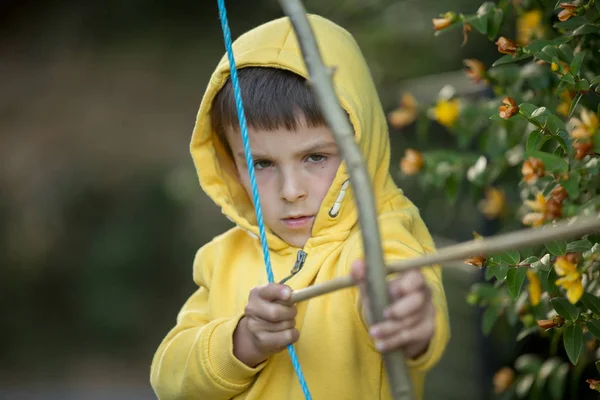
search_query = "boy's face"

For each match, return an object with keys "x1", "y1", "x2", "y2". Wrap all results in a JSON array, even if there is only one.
[{"x1": 225, "y1": 121, "x2": 341, "y2": 248}]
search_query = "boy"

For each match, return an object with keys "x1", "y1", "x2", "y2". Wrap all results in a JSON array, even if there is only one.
[{"x1": 151, "y1": 14, "x2": 449, "y2": 400}]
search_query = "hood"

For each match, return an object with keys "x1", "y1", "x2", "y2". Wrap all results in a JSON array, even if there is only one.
[{"x1": 190, "y1": 14, "x2": 399, "y2": 251}]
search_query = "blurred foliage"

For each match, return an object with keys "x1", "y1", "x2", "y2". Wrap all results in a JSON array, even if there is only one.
[{"x1": 392, "y1": 0, "x2": 600, "y2": 398}]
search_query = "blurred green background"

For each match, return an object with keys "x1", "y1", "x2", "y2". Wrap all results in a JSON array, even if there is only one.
[{"x1": 0, "y1": 0, "x2": 514, "y2": 398}]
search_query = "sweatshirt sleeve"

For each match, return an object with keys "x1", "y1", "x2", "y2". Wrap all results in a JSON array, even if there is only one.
[
  {"x1": 150, "y1": 249, "x2": 265, "y2": 399},
  {"x1": 343, "y1": 210, "x2": 450, "y2": 373}
]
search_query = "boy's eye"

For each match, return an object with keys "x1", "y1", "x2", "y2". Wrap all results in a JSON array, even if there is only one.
[
  {"x1": 307, "y1": 154, "x2": 326, "y2": 163},
  {"x1": 254, "y1": 160, "x2": 273, "y2": 170}
]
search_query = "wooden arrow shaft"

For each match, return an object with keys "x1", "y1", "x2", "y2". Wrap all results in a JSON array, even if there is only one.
[{"x1": 291, "y1": 214, "x2": 600, "y2": 303}]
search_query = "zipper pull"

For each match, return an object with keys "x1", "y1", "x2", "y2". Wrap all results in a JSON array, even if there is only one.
[
  {"x1": 278, "y1": 250, "x2": 307, "y2": 284},
  {"x1": 290, "y1": 250, "x2": 307, "y2": 274}
]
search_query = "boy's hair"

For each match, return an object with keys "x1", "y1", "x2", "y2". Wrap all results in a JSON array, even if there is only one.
[{"x1": 211, "y1": 67, "x2": 327, "y2": 153}]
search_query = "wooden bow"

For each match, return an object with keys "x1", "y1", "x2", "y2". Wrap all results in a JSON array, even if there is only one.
[{"x1": 278, "y1": 1, "x2": 413, "y2": 398}]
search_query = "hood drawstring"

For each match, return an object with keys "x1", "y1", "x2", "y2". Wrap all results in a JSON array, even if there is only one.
[{"x1": 328, "y1": 180, "x2": 349, "y2": 218}]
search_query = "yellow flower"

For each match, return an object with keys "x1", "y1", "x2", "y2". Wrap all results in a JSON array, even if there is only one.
[
  {"x1": 554, "y1": 256, "x2": 584, "y2": 304},
  {"x1": 478, "y1": 187, "x2": 506, "y2": 219},
  {"x1": 493, "y1": 367, "x2": 515, "y2": 394},
  {"x1": 521, "y1": 157, "x2": 545, "y2": 184},
  {"x1": 434, "y1": 98, "x2": 460, "y2": 127},
  {"x1": 570, "y1": 108, "x2": 599, "y2": 139},
  {"x1": 400, "y1": 149, "x2": 424, "y2": 175},
  {"x1": 556, "y1": 91, "x2": 573, "y2": 117},
  {"x1": 558, "y1": 3, "x2": 578, "y2": 22},
  {"x1": 522, "y1": 192, "x2": 547, "y2": 227},
  {"x1": 463, "y1": 59, "x2": 486, "y2": 83},
  {"x1": 498, "y1": 96, "x2": 520, "y2": 119},
  {"x1": 388, "y1": 93, "x2": 418, "y2": 128},
  {"x1": 496, "y1": 36, "x2": 519, "y2": 55},
  {"x1": 517, "y1": 10, "x2": 544, "y2": 46},
  {"x1": 587, "y1": 379, "x2": 600, "y2": 391},
  {"x1": 527, "y1": 270, "x2": 541, "y2": 306},
  {"x1": 433, "y1": 12, "x2": 457, "y2": 31}
]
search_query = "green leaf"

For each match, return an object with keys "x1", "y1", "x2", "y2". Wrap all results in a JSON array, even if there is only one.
[
  {"x1": 484, "y1": 266, "x2": 495, "y2": 281},
  {"x1": 548, "y1": 135, "x2": 569, "y2": 154},
  {"x1": 515, "y1": 354, "x2": 542, "y2": 374},
  {"x1": 492, "y1": 53, "x2": 532, "y2": 67},
  {"x1": 546, "y1": 239, "x2": 567, "y2": 256},
  {"x1": 567, "y1": 92, "x2": 583, "y2": 118},
  {"x1": 538, "y1": 45, "x2": 560, "y2": 62},
  {"x1": 465, "y1": 14, "x2": 488, "y2": 35},
  {"x1": 561, "y1": 72, "x2": 576, "y2": 85},
  {"x1": 525, "y1": 37, "x2": 569, "y2": 53},
  {"x1": 597, "y1": 0, "x2": 600, "y2": 13},
  {"x1": 561, "y1": 171, "x2": 580, "y2": 199},
  {"x1": 529, "y1": 150, "x2": 568, "y2": 173},
  {"x1": 591, "y1": 76, "x2": 600, "y2": 87},
  {"x1": 488, "y1": 8, "x2": 504, "y2": 39},
  {"x1": 556, "y1": 80, "x2": 568, "y2": 97},
  {"x1": 482, "y1": 305, "x2": 501, "y2": 335},
  {"x1": 542, "y1": 266, "x2": 558, "y2": 295},
  {"x1": 515, "y1": 374, "x2": 535, "y2": 397},
  {"x1": 519, "y1": 103, "x2": 540, "y2": 118},
  {"x1": 520, "y1": 256, "x2": 539, "y2": 266},
  {"x1": 554, "y1": 15, "x2": 588, "y2": 30},
  {"x1": 471, "y1": 283, "x2": 500, "y2": 300},
  {"x1": 587, "y1": 320, "x2": 600, "y2": 340},
  {"x1": 563, "y1": 324, "x2": 583, "y2": 365},
  {"x1": 507, "y1": 267, "x2": 527, "y2": 300},
  {"x1": 526, "y1": 130, "x2": 544, "y2": 153},
  {"x1": 492, "y1": 264, "x2": 509, "y2": 281},
  {"x1": 558, "y1": 43, "x2": 574, "y2": 62},
  {"x1": 503, "y1": 251, "x2": 520, "y2": 264},
  {"x1": 581, "y1": 292, "x2": 600, "y2": 315},
  {"x1": 549, "y1": 363, "x2": 569, "y2": 400},
  {"x1": 572, "y1": 24, "x2": 600, "y2": 37},
  {"x1": 551, "y1": 297, "x2": 579, "y2": 321},
  {"x1": 575, "y1": 78, "x2": 590, "y2": 91},
  {"x1": 567, "y1": 239, "x2": 593, "y2": 253},
  {"x1": 570, "y1": 51, "x2": 586, "y2": 76},
  {"x1": 517, "y1": 326, "x2": 539, "y2": 341}
]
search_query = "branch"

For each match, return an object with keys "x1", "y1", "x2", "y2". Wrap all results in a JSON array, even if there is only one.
[
  {"x1": 276, "y1": 1, "x2": 413, "y2": 399},
  {"x1": 291, "y1": 213, "x2": 600, "y2": 303}
]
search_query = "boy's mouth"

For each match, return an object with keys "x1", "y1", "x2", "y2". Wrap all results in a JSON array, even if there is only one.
[{"x1": 281, "y1": 215, "x2": 314, "y2": 229}]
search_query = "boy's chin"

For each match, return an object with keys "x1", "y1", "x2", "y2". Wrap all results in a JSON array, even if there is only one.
[{"x1": 274, "y1": 231, "x2": 310, "y2": 249}]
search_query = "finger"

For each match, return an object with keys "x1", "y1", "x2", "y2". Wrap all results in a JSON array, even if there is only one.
[
  {"x1": 369, "y1": 312, "x2": 423, "y2": 340},
  {"x1": 383, "y1": 291, "x2": 427, "y2": 320},
  {"x1": 351, "y1": 259, "x2": 372, "y2": 324},
  {"x1": 389, "y1": 270, "x2": 426, "y2": 297},
  {"x1": 376, "y1": 305, "x2": 435, "y2": 354},
  {"x1": 253, "y1": 329, "x2": 299, "y2": 353},
  {"x1": 350, "y1": 259, "x2": 366, "y2": 284},
  {"x1": 246, "y1": 301, "x2": 297, "y2": 323},
  {"x1": 388, "y1": 270, "x2": 426, "y2": 298},
  {"x1": 251, "y1": 283, "x2": 293, "y2": 303},
  {"x1": 247, "y1": 316, "x2": 295, "y2": 333}
]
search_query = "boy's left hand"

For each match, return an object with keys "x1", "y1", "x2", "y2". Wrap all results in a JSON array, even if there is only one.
[{"x1": 351, "y1": 260, "x2": 435, "y2": 359}]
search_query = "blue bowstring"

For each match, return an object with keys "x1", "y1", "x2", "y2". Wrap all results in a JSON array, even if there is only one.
[{"x1": 216, "y1": 2, "x2": 312, "y2": 399}]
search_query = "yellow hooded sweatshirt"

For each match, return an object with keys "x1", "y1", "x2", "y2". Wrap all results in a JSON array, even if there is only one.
[{"x1": 151, "y1": 14, "x2": 449, "y2": 400}]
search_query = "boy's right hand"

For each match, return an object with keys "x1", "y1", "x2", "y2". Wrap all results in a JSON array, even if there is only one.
[{"x1": 233, "y1": 283, "x2": 298, "y2": 367}]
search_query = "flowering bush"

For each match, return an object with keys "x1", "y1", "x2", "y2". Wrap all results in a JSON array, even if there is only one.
[{"x1": 391, "y1": 1, "x2": 600, "y2": 397}]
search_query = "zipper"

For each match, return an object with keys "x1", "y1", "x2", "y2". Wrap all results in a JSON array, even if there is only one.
[{"x1": 278, "y1": 250, "x2": 307, "y2": 284}]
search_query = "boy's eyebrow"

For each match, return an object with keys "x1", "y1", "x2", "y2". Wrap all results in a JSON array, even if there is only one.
[
  {"x1": 235, "y1": 140, "x2": 339, "y2": 159},
  {"x1": 294, "y1": 140, "x2": 338, "y2": 156}
]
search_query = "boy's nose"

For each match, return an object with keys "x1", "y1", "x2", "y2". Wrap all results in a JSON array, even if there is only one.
[{"x1": 280, "y1": 170, "x2": 307, "y2": 203}]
